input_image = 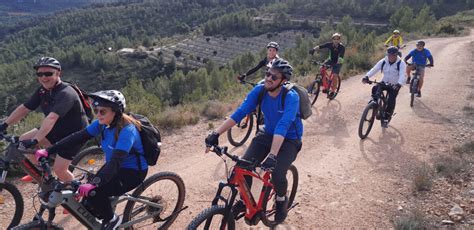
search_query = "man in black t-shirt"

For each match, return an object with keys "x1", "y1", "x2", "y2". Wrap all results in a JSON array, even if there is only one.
[
  {"x1": 237, "y1": 41, "x2": 280, "y2": 81},
  {"x1": 309, "y1": 33, "x2": 346, "y2": 98},
  {"x1": 0, "y1": 57, "x2": 88, "y2": 182}
]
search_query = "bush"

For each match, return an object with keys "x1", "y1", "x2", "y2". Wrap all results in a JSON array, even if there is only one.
[
  {"x1": 201, "y1": 100, "x2": 231, "y2": 119},
  {"x1": 154, "y1": 106, "x2": 200, "y2": 129},
  {"x1": 394, "y1": 209, "x2": 427, "y2": 230},
  {"x1": 413, "y1": 163, "x2": 433, "y2": 192},
  {"x1": 454, "y1": 140, "x2": 474, "y2": 155},
  {"x1": 434, "y1": 155, "x2": 466, "y2": 179}
]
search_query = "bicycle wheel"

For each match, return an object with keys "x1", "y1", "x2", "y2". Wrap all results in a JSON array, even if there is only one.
[
  {"x1": 226, "y1": 114, "x2": 253, "y2": 147},
  {"x1": 10, "y1": 220, "x2": 63, "y2": 230},
  {"x1": 358, "y1": 102, "x2": 377, "y2": 139},
  {"x1": 186, "y1": 205, "x2": 235, "y2": 230},
  {"x1": 260, "y1": 165, "x2": 299, "y2": 227},
  {"x1": 69, "y1": 146, "x2": 104, "y2": 178},
  {"x1": 0, "y1": 182, "x2": 23, "y2": 229},
  {"x1": 410, "y1": 78, "x2": 418, "y2": 107},
  {"x1": 308, "y1": 79, "x2": 321, "y2": 106},
  {"x1": 328, "y1": 75, "x2": 342, "y2": 100},
  {"x1": 122, "y1": 171, "x2": 185, "y2": 230}
]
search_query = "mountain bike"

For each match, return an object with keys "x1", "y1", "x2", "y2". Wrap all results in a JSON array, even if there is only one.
[
  {"x1": 187, "y1": 145, "x2": 298, "y2": 229},
  {"x1": 407, "y1": 63, "x2": 432, "y2": 107},
  {"x1": 0, "y1": 134, "x2": 186, "y2": 230},
  {"x1": 307, "y1": 61, "x2": 341, "y2": 105},
  {"x1": 358, "y1": 80, "x2": 392, "y2": 139},
  {"x1": 226, "y1": 80, "x2": 264, "y2": 147}
]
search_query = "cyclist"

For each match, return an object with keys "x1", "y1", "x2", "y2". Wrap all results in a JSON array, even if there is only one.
[
  {"x1": 404, "y1": 40, "x2": 434, "y2": 97},
  {"x1": 205, "y1": 58, "x2": 303, "y2": 224},
  {"x1": 309, "y1": 32, "x2": 345, "y2": 98},
  {"x1": 0, "y1": 57, "x2": 88, "y2": 182},
  {"x1": 34, "y1": 90, "x2": 148, "y2": 230},
  {"x1": 362, "y1": 46, "x2": 406, "y2": 128},
  {"x1": 385, "y1": 29, "x2": 404, "y2": 56},
  {"x1": 237, "y1": 41, "x2": 280, "y2": 81}
]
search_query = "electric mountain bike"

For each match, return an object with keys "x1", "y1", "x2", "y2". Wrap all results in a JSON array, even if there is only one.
[
  {"x1": 358, "y1": 80, "x2": 393, "y2": 139},
  {"x1": 187, "y1": 145, "x2": 298, "y2": 229},
  {"x1": 307, "y1": 61, "x2": 341, "y2": 105}
]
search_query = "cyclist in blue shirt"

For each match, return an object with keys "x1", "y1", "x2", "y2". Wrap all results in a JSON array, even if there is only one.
[
  {"x1": 205, "y1": 58, "x2": 303, "y2": 224},
  {"x1": 404, "y1": 40, "x2": 434, "y2": 97},
  {"x1": 34, "y1": 90, "x2": 147, "y2": 230}
]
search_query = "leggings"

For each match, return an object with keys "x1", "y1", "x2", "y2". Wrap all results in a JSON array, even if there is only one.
[
  {"x1": 242, "y1": 132, "x2": 302, "y2": 197},
  {"x1": 85, "y1": 168, "x2": 147, "y2": 222}
]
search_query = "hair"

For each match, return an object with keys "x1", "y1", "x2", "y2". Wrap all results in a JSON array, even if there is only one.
[{"x1": 114, "y1": 113, "x2": 142, "y2": 140}]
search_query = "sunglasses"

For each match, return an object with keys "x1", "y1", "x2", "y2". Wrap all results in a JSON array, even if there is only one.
[
  {"x1": 93, "y1": 108, "x2": 110, "y2": 116},
  {"x1": 265, "y1": 71, "x2": 282, "y2": 81},
  {"x1": 36, "y1": 72, "x2": 54, "y2": 77}
]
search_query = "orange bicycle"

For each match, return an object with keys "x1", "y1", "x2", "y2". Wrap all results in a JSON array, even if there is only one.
[{"x1": 307, "y1": 61, "x2": 341, "y2": 105}]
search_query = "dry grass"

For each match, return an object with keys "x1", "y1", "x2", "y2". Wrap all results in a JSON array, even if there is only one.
[
  {"x1": 413, "y1": 163, "x2": 434, "y2": 192},
  {"x1": 393, "y1": 209, "x2": 428, "y2": 230},
  {"x1": 154, "y1": 106, "x2": 200, "y2": 129},
  {"x1": 433, "y1": 155, "x2": 466, "y2": 179},
  {"x1": 201, "y1": 100, "x2": 232, "y2": 119}
]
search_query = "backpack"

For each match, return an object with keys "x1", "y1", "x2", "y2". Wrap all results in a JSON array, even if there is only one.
[
  {"x1": 63, "y1": 81, "x2": 94, "y2": 124},
  {"x1": 129, "y1": 113, "x2": 162, "y2": 166},
  {"x1": 256, "y1": 82, "x2": 312, "y2": 123},
  {"x1": 381, "y1": 60, "x2": 401, "y2": 73}
]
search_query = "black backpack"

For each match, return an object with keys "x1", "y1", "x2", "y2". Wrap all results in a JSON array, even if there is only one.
[
  {"x1": 63, "y1": 81, "x2": 94, "y2": 124},
  {"x1": 129, "y1": 113, "x2": 162, "y2": 166},
  {"x1": 381, "y1": 60, "x2": 401, "y2": 73}
]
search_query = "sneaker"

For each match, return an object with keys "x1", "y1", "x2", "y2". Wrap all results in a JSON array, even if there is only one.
[
  {"x1": 416, "y1": 90, "x2": 422, "y2": 97},
  {"x1": 381, "y1": 119, "x2": 389, "y2": 128},
  {"x1": 406, "y1": 76, "x2": 411, "y2": 84},
  {"x1": 102, "y1": 214, "x2": 121, "y2": 230},
  {"x1": 274, "y1": 196, "x2": 288, "y2": 224},
  {"x1": 231, "y1": 200, "x2": 246, "y2": 217}
]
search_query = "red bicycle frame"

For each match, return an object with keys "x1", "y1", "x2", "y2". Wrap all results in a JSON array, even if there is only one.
[{"x1": 319, "y1": 64, "x2": 336, "y2": 91}]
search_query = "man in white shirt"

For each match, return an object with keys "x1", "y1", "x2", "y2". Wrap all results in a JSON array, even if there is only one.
[{"x1": 362, "y1": 46, "x2": 406, "y2": 128}]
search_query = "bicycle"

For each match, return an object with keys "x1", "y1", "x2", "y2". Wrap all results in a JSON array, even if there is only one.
[
  {"x1": 358, "y1": 80, "x2": 392, "y2": 139},
  {"x1": 0, "y1": 134, "x2": 186, "y2": 230},
  {"x1": 187, "y1": 145, "x2": 298, "y2": 229},
  {"x1": 307, "y1": 61, "x2": 341, "y2": 105},
  {"x1": 407, "y1": 63, "x2": 432, "y2": 107},
  {"x1": 226, "y1": 80, "x2": 264, "y2": 147}
]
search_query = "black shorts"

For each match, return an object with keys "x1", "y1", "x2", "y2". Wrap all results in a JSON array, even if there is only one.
[{"x1": 46, "y1": 132, "x2": 83, "y2": 161}]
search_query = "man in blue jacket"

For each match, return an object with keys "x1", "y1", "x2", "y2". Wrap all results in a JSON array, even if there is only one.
[
  {"x1": 205, "y1": 58, "x2": 303, "y2": 224},
  {"x1": 404, "y1": 40, "x2": 434, "y2": 97}
]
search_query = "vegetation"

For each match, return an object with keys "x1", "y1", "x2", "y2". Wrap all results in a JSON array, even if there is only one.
[{"x1": 413, "y1": 163, "x2": 433, "y2": 192}]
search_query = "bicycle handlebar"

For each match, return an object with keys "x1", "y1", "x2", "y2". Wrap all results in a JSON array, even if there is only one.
[
  {"x1": 208, "y1": 145, "x2": 261, "y2": 168},
  {"x1": 312, "y1": 60, "x2": 332, "y2": 68},
  {"x1": 0, "y1": 134, "x2": 19, "y2": 144}
]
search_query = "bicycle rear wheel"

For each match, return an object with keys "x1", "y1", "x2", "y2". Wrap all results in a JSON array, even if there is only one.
[
  {"x1": 410, "y1": 78, "x2": 418, "y2": 107},
  {"x1": 261, "y1": 165, "x2": 299, "y2": 227},
  {"x1": 122, "y1": 171, "x2": 186, "y2": 230},
  {"x1": 0, "y1": 182, "x2": 23, "y2": 229},
  {"x1": 10, "y1": 220, "x2": 63, "y2": 230},
  {"x1": 226, "y1": 114, "x2": 253, "y2": 147},
  {"x1": 358, "y1": 102, "x2": 377, "y2": 139},
  {"x1": 69, "y1": 146, "x2": 104, "y2": 178},
  {"x1": 186, "y1": 205, "x2": 235, "y2": 230},
  {"x1": 308, "y1": 78, "x2": 321, "y2": 106}
]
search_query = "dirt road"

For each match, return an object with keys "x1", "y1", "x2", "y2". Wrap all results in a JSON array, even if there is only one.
[{"x1": 4, "y1": 30, "x2": 473, "y2": 229}]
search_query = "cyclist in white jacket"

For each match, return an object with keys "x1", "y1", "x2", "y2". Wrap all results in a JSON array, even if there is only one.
[{"x1": 362, "y1": 46, "x2": 406, "y2": 128}]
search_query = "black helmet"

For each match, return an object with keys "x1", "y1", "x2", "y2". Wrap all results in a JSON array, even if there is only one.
[
  {"x1": 267, "y1": 41, "x2": 279, "y2": 50},
  {"x1": 387, "y1": 46, "x2": 399, "y2": 55},
  {"x1": 33, "y1": 57, "x2": 61, "y2": 71},
  {"x1": 88, "y1": 90, "x2": 126, "y2": 113},
  {"x1": 416, "y1": 40, "x2": 425, "y2": 46},
  {"x1": 270, "y1": 58, "x2": 293, "y2": 80}
]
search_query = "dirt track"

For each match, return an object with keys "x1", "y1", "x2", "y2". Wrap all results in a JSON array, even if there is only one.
[{"x1": 3, "y1": 30, "x2": 473, "y2": 229}]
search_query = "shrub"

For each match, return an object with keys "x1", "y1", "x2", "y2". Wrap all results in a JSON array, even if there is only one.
[
  {"x1": 434, "y1": 155, "x2": 466, "y2": 179},
  {"x1": 154, "y1": 106, "x2": 200, "y2": 129},
  {"x1": 454, "y1": 140, "x2": 474, "y2": 155},
  {"x1": 413, "y1": 163, "x2": 433, "y2": 192},
  {"x1": 202, "y1": 100, "x2": 231, "y2": 119},
  {"x1": 394, "y1": 209, "x2": 427, "y2": 230}
]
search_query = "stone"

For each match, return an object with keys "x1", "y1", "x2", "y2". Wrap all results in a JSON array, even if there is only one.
[
  {"x1": 442, "y1": 220, "x2": 455, "y2": 225},
  {"x1": 397, "y1": 205, "x2": 403, "y2": 211},
  {"x1": 449, "y1": 204, "x2": 465, "y2": 222}
]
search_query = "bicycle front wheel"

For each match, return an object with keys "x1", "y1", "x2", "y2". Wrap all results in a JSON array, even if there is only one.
[
  {"x1": 69, "y1": 146, "x2": 104, "y2": 178},
  {"x1": 261, "y1": 164, "x2": 299, "y2": 227},
  {"x1": 358, "y1": 102, "x2": 377, "y2": 139},
  {"x1": 308, "y1": 79, "x2": 321, "y2": 106},
  {"x1": 410, "y1": 78, "x2": 418, "y2": 107},
  {"x1": 186, "y1": 205, "x2": 235, "y2": 230},
  {"x1": 226, "y1": 114, "x2": 253, "y2": 147},
  {"x1": 10, "y1": 220, "x2": 62, "y2": 230},
  {"x1": 122, "y1": 171, "x2": 186, "y2": 230},
  {"x1": 0, "y1": 182, "x2": 24, "y2": 229},
  {"x1": 328, "y1": 74, "x2": 342, "y2": 100}
]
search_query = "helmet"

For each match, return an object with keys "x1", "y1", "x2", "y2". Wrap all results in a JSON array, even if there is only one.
[
  {"x1": 88, "y1": 90, "x2": 126, "y2": 113},
  {"x1": 393, "y1": 30, "x2": 400, "y2": 34},
  {"x1": 387, "y1": 46, "x2": 399, "y2": 55},
  {"x1": 267, "y1": 41, "x2": 279, "y2": 50},
  {"x1": 33, "y1": 57, "x2": 61, "y2": 71},
  {"x1": 332, "y1": 33, "x2": 342, "y2": 39},
  {"x1": 416, "y1": 40, "x2": 425, "y2": 46},
  {"x1": 270, "y1": 58, "x2": 293, "y2": 80}
]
